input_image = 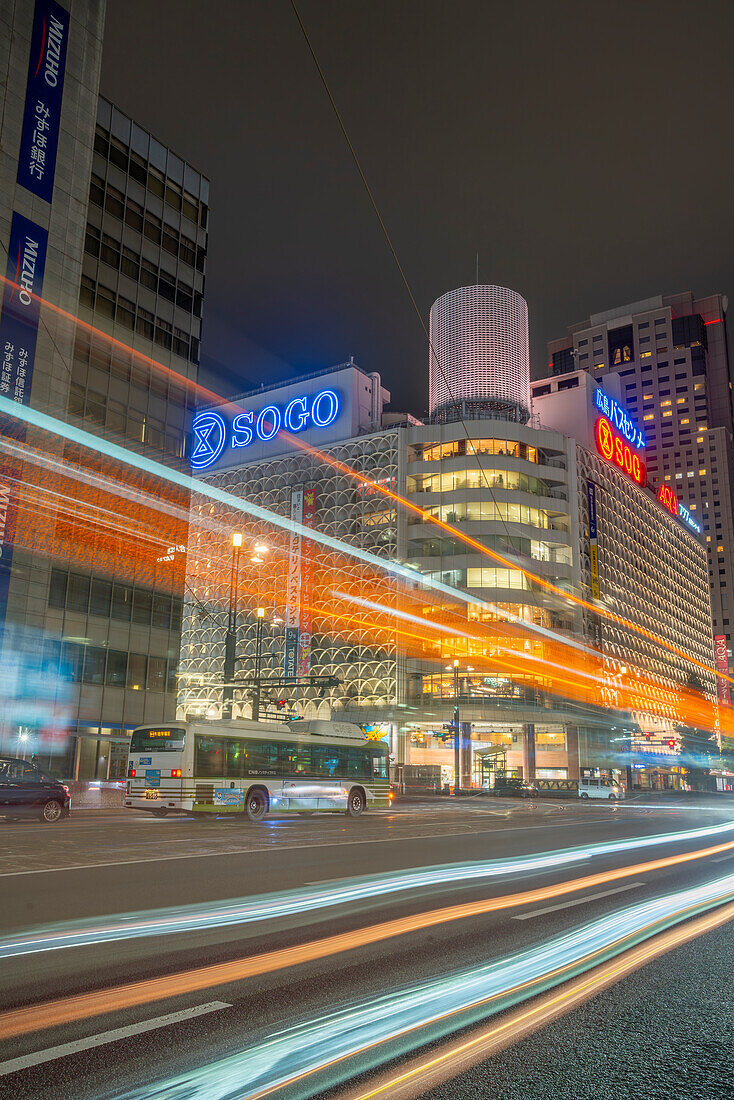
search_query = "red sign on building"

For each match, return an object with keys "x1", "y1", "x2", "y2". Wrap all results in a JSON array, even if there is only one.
[
  {"x1": 657, "y1": 484, "x2": 678, "y2": 517},
  {"x1": 595, "y1": 417, "x2": 647, "y2": 486},
  {"x1": 714, "y1": 634, "x2": 731, "y2": 706}
]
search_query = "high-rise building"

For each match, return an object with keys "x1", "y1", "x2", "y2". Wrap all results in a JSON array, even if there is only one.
[
  {"x1": 547, "y1": 293, "x2": 734, "y2": 696},
  {"x1": 0, "y1": 1, "x2": 210, "y2": 780}
]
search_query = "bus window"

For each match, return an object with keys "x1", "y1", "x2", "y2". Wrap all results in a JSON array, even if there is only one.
[
  {"x1": 195, "y1": 736, "x2": 225, "y2": 778},
  {"x1": 243, "y1": 740, "x2": 278, "y2": 776},
  {"x1": 225, "y1": 738, "x2": 246, "y2": 778},
  {"x1": 130, "y1": 727, "x2": 185, "y2": 752},
  {"x1": 312, "y1": 744, "x2": 339, "y2": 777},
  {"x1": 278, "y1": 743, "x2": 299, "y2": 775},
  {"x1": 372, "y1": 750, "x2": 388, "y2": 779},
  {"x1": 294, "y1": 743, "x2": 311, "y2": 775},
  {"x1": 345, "y1": 747, "x2": 371, "y2": 779}
]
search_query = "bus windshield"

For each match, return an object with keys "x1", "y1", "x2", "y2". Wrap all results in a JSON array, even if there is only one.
[{"x1": 130, "y1": 727, "x2": 186, "y2": 753}]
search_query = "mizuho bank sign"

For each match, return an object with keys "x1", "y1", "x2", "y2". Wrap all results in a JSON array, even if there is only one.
[{"x1": 190, "y1": 389, "x2": 340, "y2": 470}]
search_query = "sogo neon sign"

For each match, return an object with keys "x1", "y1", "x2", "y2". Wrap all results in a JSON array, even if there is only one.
[
  {"x1": 190, "y1": 390, "x2": 340, "y2": 470},
  {"x1": 595, "y1": 416, "x2": 647, "y2": 486}
]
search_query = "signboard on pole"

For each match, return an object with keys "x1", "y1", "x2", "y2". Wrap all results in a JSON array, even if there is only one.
[
  {"x1": 587, "y1": 481, "x2": 600, "y2": 600},
  {"x1": 714, "y1": 634, "x2": 730, "y2": 706},
  {"x1": 297, "y1": 488, "x2": 316, "y2": 677},
  {"x1": 284, "y1": 488, "x2": 303, "y2": 679}
]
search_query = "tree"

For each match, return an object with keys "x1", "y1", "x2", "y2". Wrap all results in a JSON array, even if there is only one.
[{"x1": 675, "y1": 672, "x2": 718, "y2": 791}]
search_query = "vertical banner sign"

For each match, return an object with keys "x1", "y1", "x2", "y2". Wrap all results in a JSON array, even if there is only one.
[
  {"x1": 0, "y1": 213, "x2": 49, "y2": 629},
  {"x1": 17, "y1": 0, "x2": 70, "y2": 203},
  {"x1": 283, "y1": 488, "x2": 303, "y2": 679},
  {"x1": 587, "y1": 481, "x2": 600, "y2": 601},
  {"x1": 297, "y1": 488, "x2": 316, "y2": 677},
  {"x1": 714, "y1": 635, "x2": 731, "y2": 706}
]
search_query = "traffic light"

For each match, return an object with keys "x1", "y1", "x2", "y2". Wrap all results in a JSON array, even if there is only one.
[
  {"x1": 275, "y1": 699, "x2": 287, "y2": 710},
  {"x1": 666, "y1": 738, "x2": 676, "y2": 749}
]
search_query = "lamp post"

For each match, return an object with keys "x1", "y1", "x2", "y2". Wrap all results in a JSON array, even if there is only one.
[
  {"x1": 453, "y1": 658, "x2": 460, "y2": 795},
  {"x1": 223, "y1": 532, "x2": 242, "y2": 719},
  {"x1": 251, "y1": 607, "x2": 266, "y2": 721}
]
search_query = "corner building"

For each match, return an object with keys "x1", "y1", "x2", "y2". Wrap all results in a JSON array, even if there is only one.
[{"x1": 179, "y1": 288, "x2": 716, "y2": 792}]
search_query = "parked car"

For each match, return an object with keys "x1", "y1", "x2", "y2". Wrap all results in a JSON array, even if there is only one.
[{"x1": 0, "y1": 757, "x2": 71, "y2": 823}]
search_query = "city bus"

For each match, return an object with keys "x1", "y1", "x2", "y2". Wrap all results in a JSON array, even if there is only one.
[{"x1": 124, "y1": 718, "x2": 391, "y2": 820}]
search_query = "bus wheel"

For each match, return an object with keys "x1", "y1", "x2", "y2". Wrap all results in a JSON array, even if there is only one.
[
  {"x1": 345, "y1": 788, "x2": 365, "y2": 817},
  {"x1": 152, "y1": 808, "x2": 168, "y2": 818},
  {"x1": 245, "y1": 788, "x2": 268, "y2": 822}
]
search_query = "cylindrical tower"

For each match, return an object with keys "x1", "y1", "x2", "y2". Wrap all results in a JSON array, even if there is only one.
[{"x1": 428, "y1": 284, "x2": 531, "y2": 422}]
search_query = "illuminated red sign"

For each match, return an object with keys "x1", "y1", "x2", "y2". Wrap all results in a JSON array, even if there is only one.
[
  {"x1": 595, "y1": 417, "x2": 647, "y2": 486},
  {"x1": 657, "y1": 485, "x2": 678, "y2": 516}
]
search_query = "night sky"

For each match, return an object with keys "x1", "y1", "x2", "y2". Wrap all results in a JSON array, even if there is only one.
[{"x1": 101, "y1": 0, "x2": 734, "y2": 415}]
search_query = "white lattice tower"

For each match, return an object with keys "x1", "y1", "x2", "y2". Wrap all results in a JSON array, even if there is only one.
[{"x1": 429, "y1": 284, "x2": 530, "y2": 416}]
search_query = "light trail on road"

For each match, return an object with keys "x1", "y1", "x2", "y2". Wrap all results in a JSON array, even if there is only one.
[
  {"x1": 110, "y1": 870, "x2": 734, "y2": 1100},
  {"x1": 1, "y1": 834, "x2": 733, "y2": 1041},
  {"x1": 3, "y1": 816, "x2": 734, "y2": 962},
  {"x1": 337, "y1": 898, "x2": 734, "y2": 1100}
]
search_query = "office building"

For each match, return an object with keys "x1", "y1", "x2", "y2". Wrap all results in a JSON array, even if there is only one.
[
  {"x1": 548, "y1": 293, "x2": 734, "y2": 700},
  {"x1": 0, "y1": 1, "x2": 209, "y2": 779}
]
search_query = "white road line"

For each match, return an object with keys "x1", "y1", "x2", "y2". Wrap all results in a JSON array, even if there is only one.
[
  {"x1": 513, "y1": 881, "x2": 645, "y2": 920},
  {"x1": 0, "y1": 1001, "x2": 232, "y2": 1076},
  {"x1": 711, "y1": 853, "x2": 734, "y2": 863},
  {"x1": 0, "y1": 818, "x2": 619, "y2": 878}
]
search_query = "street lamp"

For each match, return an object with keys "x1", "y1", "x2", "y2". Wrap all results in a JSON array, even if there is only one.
[
  {"x1": 453, "y1": 659, "x2": 460, "y2": 796},
  {"x1": 223, "y1": 532, "x2": 242, "y2": 719},
  {"x1": 251, "y1": 607, "x2": 266, "y2": 721}
]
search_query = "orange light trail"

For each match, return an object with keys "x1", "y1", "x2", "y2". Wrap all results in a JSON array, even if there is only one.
[
  {"x1": 0, "y1": 836, "x2": 732, "y2": 1042},
  {"x1": 6, "y1": 277, "x2": 728, "y2": 687}
]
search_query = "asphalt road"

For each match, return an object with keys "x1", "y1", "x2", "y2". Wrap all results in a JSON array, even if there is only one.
[{"x1": 0, "y1": 797, "x2": 732, "y2": 1100}]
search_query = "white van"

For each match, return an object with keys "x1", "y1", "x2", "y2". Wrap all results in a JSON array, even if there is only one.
[{"x1": 579, "y1": 776, "x2": 624, "y2": 801}]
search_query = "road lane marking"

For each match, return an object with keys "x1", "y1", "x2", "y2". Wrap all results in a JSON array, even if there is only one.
[
  {"x1": 0, "y1": 1001, "x2": 231, "y2": 1076},
  {"x1": 513, "y1": 882, "x2": 644, "y2": 920},
  {"x1": 711, "y1": 853, "x2": 734, "y2": 862}
]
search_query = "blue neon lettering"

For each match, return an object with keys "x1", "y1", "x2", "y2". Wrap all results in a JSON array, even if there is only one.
[
  {"x1": 231, "y1": 410, "x2": 254, "y2": 448},
  {"x1": 594, "y1": 387, "x2": 645, "y2": 450},
  {"x1": 311, "y1": 389, "x2": 339, "y2": 427},
  {"x1": 191, "y1": 389, "x2": 341, "y2": 469},
  {"x1": 256, "y1": 405, "x2": 281, "y2": 441},
  {"x1": 284, "y1": 396, "x2": 308, "y2": 433}
]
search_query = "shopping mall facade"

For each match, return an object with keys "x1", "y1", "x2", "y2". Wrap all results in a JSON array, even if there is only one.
[{"x1": 178, "y1": 287, "x2": 718, "y2": 791}]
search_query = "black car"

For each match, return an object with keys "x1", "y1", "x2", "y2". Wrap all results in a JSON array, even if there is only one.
[{"x1": 0, "y1": 757, "x2": 71, "y2": 823}]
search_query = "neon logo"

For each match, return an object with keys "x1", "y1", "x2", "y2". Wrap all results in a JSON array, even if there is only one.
[
  {"x1": 190, "y1": 390, "x2": 341, "y2": 470},
  {"x1": 595, "y1": 417, "x2": 646, "y2": 486},
  {"x1": 190, "y1": 411, "x2": 226, "y2": 470}
]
